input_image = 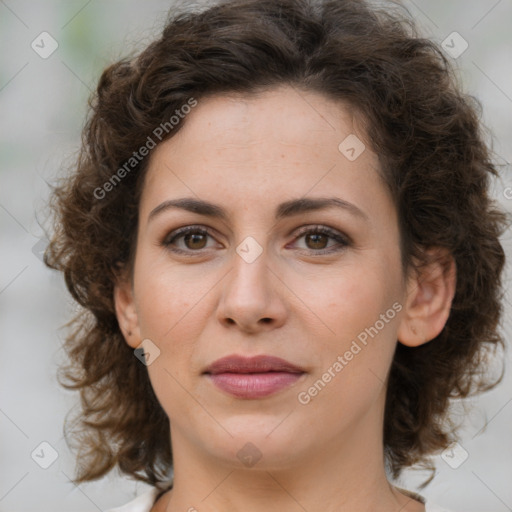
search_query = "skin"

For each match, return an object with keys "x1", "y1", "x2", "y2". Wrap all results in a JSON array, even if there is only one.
[{"x1": 115, "y1": 85, "x2": 456, "y2": 512}]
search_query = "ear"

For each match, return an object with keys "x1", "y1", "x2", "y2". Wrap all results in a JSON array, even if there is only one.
[
  {"x1": 113, "y1": 274, "x2": 141, "y2": 349},
  {"x1": 397, "y1": 247, "x2": 456, "y2": 347}
]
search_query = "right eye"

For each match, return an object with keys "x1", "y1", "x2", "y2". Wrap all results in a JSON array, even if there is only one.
[{"x1": 162, "y1": 225, "x2": 220, "y2": 254}]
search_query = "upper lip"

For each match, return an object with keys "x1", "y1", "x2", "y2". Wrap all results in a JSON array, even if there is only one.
[{"x1": 204, "y1": 355, "x2": 305, "y2": 375}]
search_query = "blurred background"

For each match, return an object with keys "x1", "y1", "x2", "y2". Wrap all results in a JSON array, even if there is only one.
[{"x1": 0, "y1": 1, "x2": 511, "y2": 511}]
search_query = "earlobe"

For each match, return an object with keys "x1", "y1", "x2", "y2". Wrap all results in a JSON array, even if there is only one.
[
  {"x1": 114, "y1": 278, "x2": 141, "y2": 349},
  {"x1": 397, "y1": 248, "x2": 456, "y2": 348}
]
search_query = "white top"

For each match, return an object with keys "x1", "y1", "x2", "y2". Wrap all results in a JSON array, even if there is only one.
[{"x1": 105, "y1": 486, "x2": 455, "y2": 512}]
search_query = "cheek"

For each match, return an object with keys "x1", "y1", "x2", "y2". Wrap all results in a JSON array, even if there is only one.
[
  {"x1": 295, "y1": 269, "x2": 400, "y2": 432},
  {"x1": 298, "y1": 256, "x2": 402, "y2": 405},
  {"x1": 296, "y1": 260, "x2": 401, "y2": 344},
  {"x1": 133, "y1": 254, "x2": 211, "y2": 340},
  {"x1": 134, "y1": 265, "x2": 205, "y2": 418},
  {"x1": 132, "y1": 258, "x2": 215, "y2": 396}
]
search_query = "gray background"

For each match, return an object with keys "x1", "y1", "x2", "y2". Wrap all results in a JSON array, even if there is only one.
[{"x1": 0, "y1": 1, "x2": 511, "y2": 511}]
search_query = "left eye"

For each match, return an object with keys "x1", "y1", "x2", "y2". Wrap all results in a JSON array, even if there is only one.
[
  {"x1": 162, "y1": 225, "x2": 349, "y2": 255},
  {"x1": 290, "y1": 226, "x2": 349, "y2": 254}
]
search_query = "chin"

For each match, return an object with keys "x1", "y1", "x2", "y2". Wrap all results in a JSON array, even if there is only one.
[{"x1": 199, "y1": 415, "x2": 311, "y2": 470}]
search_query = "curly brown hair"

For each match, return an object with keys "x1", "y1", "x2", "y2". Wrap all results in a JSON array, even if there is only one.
[{"x1": 45, "y1": 0, "x2": 507, "y2": 488}]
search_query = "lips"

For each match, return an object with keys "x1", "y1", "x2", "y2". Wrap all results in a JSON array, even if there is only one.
[
  {"x1": 203, "y1": 355, "x2": 305, "y2": 399},
  {"x1": 204, "y1": 355, "x2": 305, "y2": 375}
]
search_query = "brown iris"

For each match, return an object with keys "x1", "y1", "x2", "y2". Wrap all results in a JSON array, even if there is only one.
[
  {"x1": 184, "y1": 232, "x2": 208, "y2": 250},
  {"x1": 305, "y1": 232, "x2": 329, "y2": 250}
]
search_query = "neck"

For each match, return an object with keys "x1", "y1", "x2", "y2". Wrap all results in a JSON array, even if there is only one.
[{"x1": 154, "y1": 394, "x2": 424, "y2": 512}]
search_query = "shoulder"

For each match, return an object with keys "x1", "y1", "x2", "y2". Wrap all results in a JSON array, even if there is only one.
[{"x1": 105, "y1": 488, "x2": 160, "y2": 512}]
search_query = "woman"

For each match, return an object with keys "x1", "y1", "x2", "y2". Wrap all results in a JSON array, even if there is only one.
[{"x1": 45, "y1": 0, "x2": 507, "y2": 511}]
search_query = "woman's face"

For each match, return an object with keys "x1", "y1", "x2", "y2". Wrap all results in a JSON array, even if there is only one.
[{"x1": 119, "y1": 86, "x2": 411, "y2": 470}]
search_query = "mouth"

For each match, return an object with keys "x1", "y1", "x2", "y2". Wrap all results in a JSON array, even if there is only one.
[{"x1": 203, "y1": 355, "x2": 306, "y2": 399}]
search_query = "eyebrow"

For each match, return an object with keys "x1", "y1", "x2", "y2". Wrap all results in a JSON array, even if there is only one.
[{"x1": 148, "y1": 196, "x2": 368, "y2": 224}]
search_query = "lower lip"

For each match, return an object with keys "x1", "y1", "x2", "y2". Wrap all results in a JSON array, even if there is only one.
[{"x1": 207, "y1": 372, "x2": 304, "y2": 399}]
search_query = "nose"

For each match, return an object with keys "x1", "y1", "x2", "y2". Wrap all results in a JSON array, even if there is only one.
[{"x1": 216, "y1": 246, "x2": 288, "y2": 334}]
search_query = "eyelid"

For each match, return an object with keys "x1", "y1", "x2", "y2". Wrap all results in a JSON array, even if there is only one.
[
  {"x1": 161, "y1": 223, "x2": 351, "y2": 255},
  {"x1": 161, "y1": 225, "x2": 221, "y2": 251},
  {"x1": 292, "y1": 224, "x2": 351, "y2": 244},
  {"x1": 287, "y1": 224, "x2": 351, "y2": 254}
]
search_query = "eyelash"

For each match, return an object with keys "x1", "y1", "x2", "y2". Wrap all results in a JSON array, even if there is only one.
[{"x1": 161, "y1": 224, "x2": 350, "y2": 256}]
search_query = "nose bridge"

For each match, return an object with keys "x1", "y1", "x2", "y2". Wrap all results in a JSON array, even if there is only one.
[
  {"x1": 227, "y1": 235, "x2": 270, "y2": 300},
  {"x1": 217, "y1": 235, "x2": 287, "y2": 330}
]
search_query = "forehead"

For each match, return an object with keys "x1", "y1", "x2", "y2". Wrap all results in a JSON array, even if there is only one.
[
  {"x1": 139, "y1": 86, "x2": 393, "y2": 224},
  {"x1": 169, "y1": 87, "x2": 362, "y2": 156}
]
